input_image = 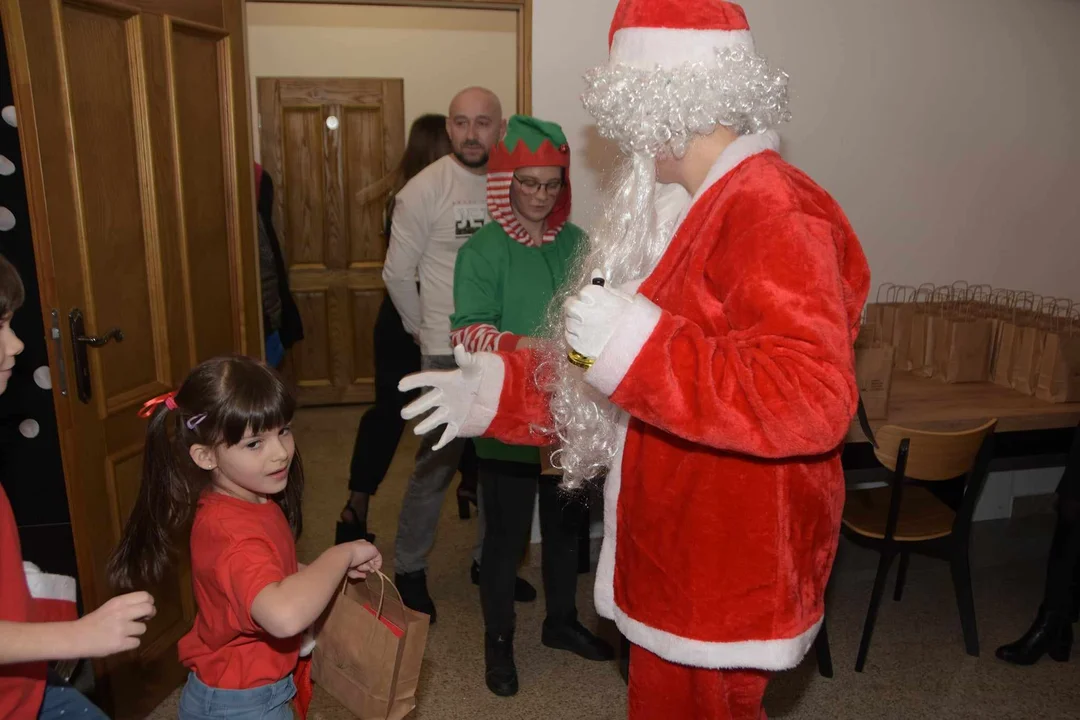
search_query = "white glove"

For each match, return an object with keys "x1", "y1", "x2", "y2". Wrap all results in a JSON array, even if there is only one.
[
  {"x1": 563, "y1": 270, "x2": 634, "y2": 359},
  {"x1": 399, "y1": 345, "x2": 499, "y2": 451}
]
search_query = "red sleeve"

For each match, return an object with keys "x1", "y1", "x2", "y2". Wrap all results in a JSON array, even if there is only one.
[
  {"x1": 215, "y1": 537, "x2": 287, "y2": 635},
  {"x1": 483, "y1": 348, "x2": 556, "y2": 447},
  {"x1": 587, "y1": 211, "x2": 869, "y2": 458}
]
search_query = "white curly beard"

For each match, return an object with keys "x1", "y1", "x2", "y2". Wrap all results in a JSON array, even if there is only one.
[{"x1": 536, "y1": 154, "x2": 687, "y2": 490}]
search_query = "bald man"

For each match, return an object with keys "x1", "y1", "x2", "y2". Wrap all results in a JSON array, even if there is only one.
[{"x1": 383, "y1": 87, "x2": 516, "y2": 621}]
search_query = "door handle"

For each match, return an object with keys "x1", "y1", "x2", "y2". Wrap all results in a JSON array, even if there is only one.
[
  {"x1": 68, "y1": 308, "x2": 123, "y2": 404},
  {"x1": 76, "y1": 327, "x2": 124, "y2": 347}
]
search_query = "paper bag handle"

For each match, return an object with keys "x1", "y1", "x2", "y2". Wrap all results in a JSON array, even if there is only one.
[{"x1": 338, "y1": 569, "x2": 407, "y2": 621}]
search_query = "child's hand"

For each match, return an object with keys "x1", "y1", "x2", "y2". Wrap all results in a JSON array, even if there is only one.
[
  {"x1": 74, "y1": 591, "x2": 157, "y2": 657},
  {"x1": 344, "y1": 540, "x2": 382, "y2": 579}
]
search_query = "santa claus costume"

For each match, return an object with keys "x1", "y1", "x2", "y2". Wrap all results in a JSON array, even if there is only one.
[{"x1": 401, "y1": 1, "x2": 870, "y2": 717}]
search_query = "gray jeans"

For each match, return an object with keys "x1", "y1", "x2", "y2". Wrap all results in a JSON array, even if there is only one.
[{"x1": 395, "y1": 354, "x2": 484, "y2": 573}]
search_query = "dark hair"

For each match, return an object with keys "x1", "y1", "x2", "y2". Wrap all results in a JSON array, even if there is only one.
[
  {"x1": 384, "y1": 114, "x2": 452, "y2": 241},
  {"x1": 400, "y1": 113, "x2": 451, "y2": 185},
  {"x1": 0, "y1": 254, "x2": 25, "y2": 318},
  {"x1": 107, "y1": 355, "x2": 304, "y2": 590}
]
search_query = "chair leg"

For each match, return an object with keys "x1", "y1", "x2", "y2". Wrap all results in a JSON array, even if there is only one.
[
  {"x1": 855, "y1": 550, "x2": 895, "y2": 672},
  {"x1": 814, "y1": 617, "x2": 833, "y2": 678},
  {"x1": 894, "y1": 551, "x2": 910, "y2": 602},
  {"x1": 950, "y1": 551, "x2": 980, "y2": 657}
]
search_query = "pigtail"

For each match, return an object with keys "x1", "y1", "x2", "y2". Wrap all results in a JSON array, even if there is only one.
[
  {"x1": 107, "y1": 404, "x2": 206, "y2": 590},
  {"x1": 274, "y1": 448, "x2": 305, "y2": 540}
]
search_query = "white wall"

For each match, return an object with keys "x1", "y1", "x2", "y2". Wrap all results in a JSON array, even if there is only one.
[
  {"x1": 532, "y1": 0, "x2": 1080, "y2": 299},
  {"x1": 246, "y1": 2, "x2": 517, "y2": 162}
]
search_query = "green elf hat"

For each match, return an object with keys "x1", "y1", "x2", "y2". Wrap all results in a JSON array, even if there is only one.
[{"x1": 487, "y1": 115, "x2": 572, "y2": 246}]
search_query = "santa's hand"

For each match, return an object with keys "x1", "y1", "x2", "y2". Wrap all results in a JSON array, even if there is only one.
[
  {"x1": 399, "y1": 345, "x2": 496, "y2": 450},
  {"x1": 563, "y1": 270, "x2": 633, "y2": 359}
]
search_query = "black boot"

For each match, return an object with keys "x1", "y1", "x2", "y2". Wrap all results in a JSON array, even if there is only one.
[
  {"x1": 996, "y1": 606, "x2": 1073, "y2": 665},
  {"x1": 336, "y1": 497, "x2": 375, "y2": 544},
  {"x1": 395, "y1": 570, "x2": 436, "y2": 624},
  {"x1": 484, "y1": 631, "x2": 518, "y2": 697},
  {"x1": 542, "y1": 618, "x2": 615, "y2": 661},
  {"x1": 471, "y1": 561, "x2": 537, "y2": 603}
]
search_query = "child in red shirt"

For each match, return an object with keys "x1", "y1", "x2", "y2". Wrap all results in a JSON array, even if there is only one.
[
  {"x1": 107, "y1": 354, "x2": 381, "y2": 719},
  {"x1": 0, "y1": 255, "x2": 155, "y2": 719}
]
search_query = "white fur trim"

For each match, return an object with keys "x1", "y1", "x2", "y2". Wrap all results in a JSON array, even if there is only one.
[
  {"x1": 671, "y1": 130, "x2": 781, "y2": 235},
  {"x1": 616, "y1": 607, "x2": 822, "y2": 671},
  {"x1": 585, "y1": 294, "x2": 663, "y2": 398},
  {"x1": 611, "y1": 28, "x2": 755, "y2": 70},
  {"x1": 23, "y1": 562, "x2": 76, "y2": 602},
  {"x1": 299, "y1": 628, "x2": 317, "y2": 657},
  {"x1": 458, "y1": 353, "x2": 505, "y2": 437},
  {"x1": 593, "y1": 414, "x2": 629, "y2": 619}
]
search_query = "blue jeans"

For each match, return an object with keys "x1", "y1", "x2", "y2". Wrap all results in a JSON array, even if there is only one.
[
  {"x1": 178, "y1": 672, "x2": 296, "y2": 720},
  {"x1": 37, "y1": 671, "x2": 108, "y2": 719}
]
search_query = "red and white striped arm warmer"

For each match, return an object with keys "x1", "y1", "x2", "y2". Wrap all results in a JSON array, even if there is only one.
[{"x1": 450, "y1": 323, "x2": 520, "y2": 353}]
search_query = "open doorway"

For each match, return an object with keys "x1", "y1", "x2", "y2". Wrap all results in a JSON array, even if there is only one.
[{"x1": 247, "y1": 1, "x2": 526, "y2": 405}]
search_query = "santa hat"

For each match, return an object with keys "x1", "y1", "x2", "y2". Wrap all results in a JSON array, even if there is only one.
[
  {"x1": 487, "y1": 115, "x2": 572, "y2": 247},
  {"x1": 608, "y1": 0, "x2": 755, "y2": 70}
]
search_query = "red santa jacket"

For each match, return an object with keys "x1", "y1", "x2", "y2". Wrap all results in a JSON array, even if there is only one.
[{"x1": 465, "y1": 131, "x2": 870, "y2": 670}]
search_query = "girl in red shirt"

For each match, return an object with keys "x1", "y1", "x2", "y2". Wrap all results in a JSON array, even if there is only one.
[{"x1": 108, "y1": 355, "x2": 381, "y2": 719}]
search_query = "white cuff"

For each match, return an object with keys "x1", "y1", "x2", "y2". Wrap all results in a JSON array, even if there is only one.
[
  {"x1": 585, "y1": 294, "x2": 663, "y2": 397},
  {"x1": 458, "y1": 353, "x2": 506, "y2": 437}
]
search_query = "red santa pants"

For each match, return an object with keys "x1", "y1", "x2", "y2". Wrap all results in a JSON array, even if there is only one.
[{"x1": 628, "y1": 645, "x2": 770, "y2": 720}]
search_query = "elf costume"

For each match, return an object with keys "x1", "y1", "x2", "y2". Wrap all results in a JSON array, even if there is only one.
[
  {"x1": 402, "y1": 2, "x2": 870, "y2": 717},
  {"x1": 450, "y1": 115, "x2": 585, "y2": 466}
]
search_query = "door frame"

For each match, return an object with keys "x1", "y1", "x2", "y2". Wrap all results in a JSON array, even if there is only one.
[{"x1": 247, "y1": 0, "x2": 532, "y2": 115}]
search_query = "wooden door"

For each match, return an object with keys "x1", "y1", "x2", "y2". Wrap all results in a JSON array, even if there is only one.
[
  {"x1": 258, "y1": 77, "x2": 405, "y2": 406},
  {"x1": 1, "y1": 0, "x2": 261, "y2": 716}
]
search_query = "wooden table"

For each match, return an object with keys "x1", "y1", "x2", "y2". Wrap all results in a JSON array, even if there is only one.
[
  {"x1": 844, "y1": 371, "x2": 1079, "y2": 471},
  {"x1": 848, "y1": 370, "x2": 1080, "y2": 441}
]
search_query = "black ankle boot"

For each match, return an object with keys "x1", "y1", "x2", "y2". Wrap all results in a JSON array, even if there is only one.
[
  {"x1": 484, "y1": 631, "x2": 518, "y2": 696},
  {"x1": 470, "y1": 561, "x2": 538, "y2": 603},
  {"x1": 995, "y1": 606, "x2": 1073, "y2": 665},
  {"x1": 395, "y1": 570, "x2": 436, "y2": 624},
  {"x1": 542, "y1": 618, "x2": 615, "y2": 661}
]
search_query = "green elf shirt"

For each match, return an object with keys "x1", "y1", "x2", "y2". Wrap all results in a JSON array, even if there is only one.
[{"x1": 450, "y1": 220, "x2": 585, "y2": 464}]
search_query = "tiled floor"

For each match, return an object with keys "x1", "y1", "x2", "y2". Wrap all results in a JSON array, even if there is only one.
[{"x1": 148, "y1": 406, "x2": 1080, "y2": 719}]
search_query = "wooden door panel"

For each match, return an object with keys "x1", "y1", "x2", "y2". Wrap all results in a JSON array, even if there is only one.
[
  {"x1": 292, "y1": 289, "x2": 331, "y2": 392},
  {"x1": 260, "y1": 77, "x2": 405, "y2": 405},
  {"x1": 344, "y1": 106, "x2": 385, "y2": 263},
  {"x1": 351, "y1": 289, "x2": 382, "y2": 381},
  {"x1": 282, "y1": 106, "x2": 326, "y2": 266},
  {"x1": 169, "y1": 21, "x2": 239, "y2": 361},
  {"x1": 61, "y1": 3, "x2": 167, "y2": 409},
  {"x1": 6, "y1": 0, "x2": 261, "y2": 715}
]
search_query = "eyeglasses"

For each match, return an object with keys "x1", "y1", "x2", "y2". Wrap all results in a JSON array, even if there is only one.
[{"x1": 513, "y1": 174, "x2": 564, "y2": 196}]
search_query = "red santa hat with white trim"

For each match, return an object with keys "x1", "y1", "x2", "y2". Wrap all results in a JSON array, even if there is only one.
[{"x1": 607, "y1": 0, "x2": 757, "y2": 70}]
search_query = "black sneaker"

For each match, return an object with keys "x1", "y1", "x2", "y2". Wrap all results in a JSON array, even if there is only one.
[
  {"x1": 470, "y1": 561, "x2": 538, "y2": 603},
  {"x1": 395, "y1": 570, "x2": 436, "y2": 624},
  {"x1": 484, "y1": 631, "x2": 518, "y2": 696},
  {"x1": 542, "y1": 619, "x2": 615, "y2": 661}
]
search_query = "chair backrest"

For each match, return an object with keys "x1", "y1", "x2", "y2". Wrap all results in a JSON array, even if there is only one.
[{"x1": 873, "y1": 419, "x2": 998, "y2": 482}]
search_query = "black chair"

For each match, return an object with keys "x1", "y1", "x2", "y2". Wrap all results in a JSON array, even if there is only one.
[{"x1": 841, "y1": 419, "x2": 997, "y2": 671}]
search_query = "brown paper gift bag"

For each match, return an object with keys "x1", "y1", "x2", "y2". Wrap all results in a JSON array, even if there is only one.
[
  {"x1": 1010, "y1": 298, "x2": 1059, "y2": 396},
  {"x1": 1036, "y1": 309, "x2": 1080, "y2": 403},
  {"x1": 313, "y1": 572, "x2": 430, "y2": 720},
  {"x1": 855, "y1": 323, "x2": 895, "y2": 420},
  {"x1": 864, "y1": 283, "x2": 895, "y2": 332},
  {"x1": 889, "y1": 287, "x2": 919, "y2": 370},
  {"x1": 992, "y1": 292, "x2": 1036, "y2": 388},
  {"x1": 941, "y1": 316, "x2": 994, "y2": 383}
]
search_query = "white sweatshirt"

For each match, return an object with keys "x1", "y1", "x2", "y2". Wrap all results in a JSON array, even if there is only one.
[{"x1": 382, "y1": 155, "x2": 489, "y2": 356}]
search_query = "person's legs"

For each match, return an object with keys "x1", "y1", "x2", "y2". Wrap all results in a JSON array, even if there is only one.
[
  {"x1": 340, "y1": 295, "x2": 421, "y2": 543},
  {"x1": 36, "y1": 671, "x2": 108, "y2": 720},
  {"x1": 393, "y1": 354, "x2": 467, "y2": 621},
  {"x1": 479, "y1": 460, "x2": 538, "y2": 696},
  {"x1": 628, "y1": 645, "x2": 769, "y2": 720},
  {"x1": 997, "y1": 426, "x2": 1080, "y2": 664},
  {"x1": 538, "y1": 478, "x2": 613, "y2": 661}
]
